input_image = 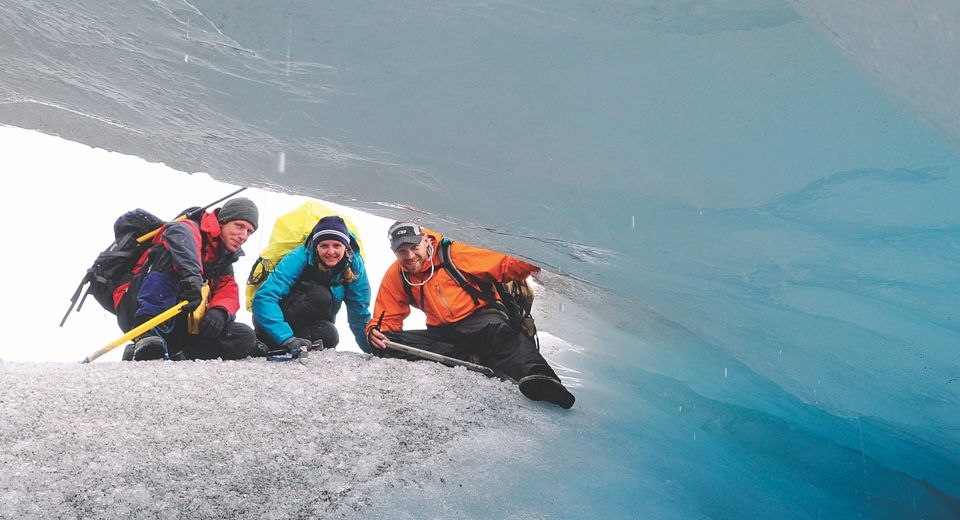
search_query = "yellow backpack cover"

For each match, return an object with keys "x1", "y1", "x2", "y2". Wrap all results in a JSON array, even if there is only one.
[{"x1": 245, "y1": 200, "x2": 364, "y2": 311}]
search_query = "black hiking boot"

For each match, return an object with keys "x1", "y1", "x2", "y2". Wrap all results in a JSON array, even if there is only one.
[
  {"x1": 121, "y1": 343, "x2": 135, "y2": 361},
  {"x1": 518, "y1": 374, "x2": 576, "y2": 409},
  {"x1": 132, "y1": 336, "x2": 166, "y2": 361},
  {"x1": 252, "y1": 340, "x2": 271, "y2": 357}
]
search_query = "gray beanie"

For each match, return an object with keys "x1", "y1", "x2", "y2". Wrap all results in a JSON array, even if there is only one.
[{"x1": 217, "y1": 197, "x2": 259, "y2": 230}]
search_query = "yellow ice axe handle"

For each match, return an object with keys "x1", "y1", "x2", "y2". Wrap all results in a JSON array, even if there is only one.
[
  {"x1": 133, "y1": 187, "x2": 248, "y2": 244},
  {"x1": 81, "y1": 300, "x2": 189, "y2": 364},
  {"x1": 187, "y1": 283, "x2": 211, "y2": 335},
  {"x1": 136, "y1": 215, "x2": 188, "y2": 244}
]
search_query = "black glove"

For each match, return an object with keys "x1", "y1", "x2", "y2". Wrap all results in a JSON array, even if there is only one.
[
  {"x1": 199, "y1": 308, "x2": 228, "y2": 338},
  {"x1": 282, "y1": 337, "x2": 313, "y2": 352},
  {"x1": 179, "y1": 276, "x2": 203, "y2": 312}
]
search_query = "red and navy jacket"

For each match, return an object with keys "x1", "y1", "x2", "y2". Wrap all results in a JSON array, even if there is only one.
[{"x1": 112, "y1": 210, "x2": 243, "y2": 315}]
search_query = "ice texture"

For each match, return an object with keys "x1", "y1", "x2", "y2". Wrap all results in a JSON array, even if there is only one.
[{"x1": 1, "y1": 353, "x2": 566, "y2": 519}]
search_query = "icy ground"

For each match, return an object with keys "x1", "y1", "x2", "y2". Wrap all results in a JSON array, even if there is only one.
[{"x1": 0, "y1": 349, "x2": 569, "y2": 519}]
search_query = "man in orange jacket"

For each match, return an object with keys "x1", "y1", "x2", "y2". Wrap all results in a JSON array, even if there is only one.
[{"x1": 366, "y1": 221, "x2": 575, "y2": 409}]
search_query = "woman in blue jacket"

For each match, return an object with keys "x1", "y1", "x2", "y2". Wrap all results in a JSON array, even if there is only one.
[{"x1": 252, "y1": 216, "x2": 372, "y2": 353}]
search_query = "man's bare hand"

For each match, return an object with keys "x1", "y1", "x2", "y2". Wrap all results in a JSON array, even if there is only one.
[{"x1": 368, "y1": 328, "x2": 389, "y2": 349}]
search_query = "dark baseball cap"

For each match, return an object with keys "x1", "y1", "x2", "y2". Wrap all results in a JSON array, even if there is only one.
[{"x1": 388, "y1": 221, "x2": 424, "y2": 251}]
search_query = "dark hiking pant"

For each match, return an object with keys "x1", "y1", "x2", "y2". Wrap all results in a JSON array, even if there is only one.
[
  {"x1": 256, "y1": 277, "x2": 340, "y2": 350},
  {"x1": 117, "y1": 273, "x2": 257, "y2": 360},
  {"x1": 257, "y1": 320, "x2": 339, "y2": 351},
  {"x1": 374, "y1": 310, "x2": 557, "y2": 383}
]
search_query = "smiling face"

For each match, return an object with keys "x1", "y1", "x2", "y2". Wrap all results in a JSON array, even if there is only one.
[
  {"x1": 316, "y1": 239, "x2": 347, "y2": 267},
  {"x1": 220, "y1": 220, "x2": 255, "y2": 253},
  {"x1": 394, "y1": 236, "x2": 433, "y2": 273}
]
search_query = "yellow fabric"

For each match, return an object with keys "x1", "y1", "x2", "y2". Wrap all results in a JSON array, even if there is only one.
[
  {"x1": 186, "y1": 283, "x2": 210, "y2": 334},
  {"x1": 244, "y1": 200, "x2": 364, "y2": 311}
]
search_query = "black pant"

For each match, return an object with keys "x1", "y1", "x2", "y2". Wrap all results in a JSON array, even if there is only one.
[
  {"x1": 257, "y1": 320, "x2": 340, "y2": 350},
  {"x1": 375, "y1": 311, "x2": 557, "y2": 383},
  {"x1": 171, "y1": 321, "x2": 258, "y2": 360},
  {"x1": 256, "y1": 279, "x2": 340, "y2": 350},
  {"x1": 117, "y1": 277, "x2": 257, "y2": 360}
]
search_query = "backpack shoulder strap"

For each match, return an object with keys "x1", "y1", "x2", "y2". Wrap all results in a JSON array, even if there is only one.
[
  {"x1": 438, "y1": 239, "x2": 496, "y2": 306},
  {"x1": 397, "y1": 237, "x2": 496, "y2": 308}
]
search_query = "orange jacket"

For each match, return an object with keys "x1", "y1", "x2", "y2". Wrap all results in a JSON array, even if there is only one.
[{"x1": 366, "y1": 229, "x2": 538, "y2": 334}]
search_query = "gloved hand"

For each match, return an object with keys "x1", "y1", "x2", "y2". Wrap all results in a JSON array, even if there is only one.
[
  {"x1": 199, "y1": 308, "x2": 228, "y2": 338},
  {"x1": 282, "y1": 337, "x2": 313, "y2": 353},
  {"x1": 179, "y1": 275, "x2": 203, "y2": 312}
]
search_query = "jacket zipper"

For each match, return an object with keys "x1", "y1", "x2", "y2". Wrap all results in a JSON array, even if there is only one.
[{"x1": 434, "y1": 277, "x2": 455, "y2": 319}]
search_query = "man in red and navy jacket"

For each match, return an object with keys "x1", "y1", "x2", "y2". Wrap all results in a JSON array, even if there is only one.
[{"x1": 116, "y1": 197, "x2": 261, "y2": 361}]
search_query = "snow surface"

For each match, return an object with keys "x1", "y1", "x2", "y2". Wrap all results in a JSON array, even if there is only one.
[{"x1": 1, "y1": 354, "x2": 562, "y2": 519}]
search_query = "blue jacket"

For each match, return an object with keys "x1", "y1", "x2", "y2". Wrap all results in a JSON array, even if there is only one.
[{"x1": 252, "y1": 235, "x2": 372, "y2": 352}]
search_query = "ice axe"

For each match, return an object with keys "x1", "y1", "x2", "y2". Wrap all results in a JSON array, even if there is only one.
[
  {"x1": 135, "y1": 187, "x2": 247, "y2": 244},
  {"x1": 265, "y1": 340, "x2": 326, "y2": 362},
  {"x1": 384, "y1": 339, "x2": 494, "y2": 377},
  {"x1": 80, "y1": 300, "x2": 189, "y2": 364}
]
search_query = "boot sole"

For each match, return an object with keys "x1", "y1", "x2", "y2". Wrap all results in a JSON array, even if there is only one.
[
  {"x1": 133, "y1": 338, "x2": 166, "y2": 361},
  {"x1": 518, "y1": 374, "x2": 575, "y2": 409}
]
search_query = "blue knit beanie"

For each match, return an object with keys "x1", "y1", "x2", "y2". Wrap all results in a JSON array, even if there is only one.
[{"x1": 310, "y1": 216, "x2": 350, "y2": 248}]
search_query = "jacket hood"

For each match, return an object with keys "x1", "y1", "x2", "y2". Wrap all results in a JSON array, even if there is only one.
[
  {"x1": 200, "y1": 211, "x2": 223, "y2": 238},
  {"x1": 202, "y1": 211, "x2": 244, "y2": 261}
]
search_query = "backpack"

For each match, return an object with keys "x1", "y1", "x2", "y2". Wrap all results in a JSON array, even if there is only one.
[
  {"x1": 245, "y1": 200, "x2": 364, "y2": 311},
  {"x1": 401, "y1": 238, "x2": 540, "y2": 348},
  {"x1": 61, "y1": 189, "x2": 249, "y2": 327},
  {"x1": 61, "y1": 209, "x2": 165, "y2": 324}
]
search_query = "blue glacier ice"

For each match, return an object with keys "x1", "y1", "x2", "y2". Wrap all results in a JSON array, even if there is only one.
[{"x1": 1, "y1": 0, "x2": 958, "y2": 517}]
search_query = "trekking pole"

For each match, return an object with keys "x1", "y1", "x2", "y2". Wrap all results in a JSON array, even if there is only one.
[
  {"x1": 384, "y1": 339, "x2": 494, "y2": 377},
  {"x1": 80, "y1": 300, "x2": 189, "y2": 364},
  {"x1": 59, "y1": 273, "x2": 91, "y2": 327},
  {"x1": 60, "y1": 187, "x2": 247, "y2": 327},
  {"x1": 136, "y1": 186, "x2": 247, "y2": 244}
]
